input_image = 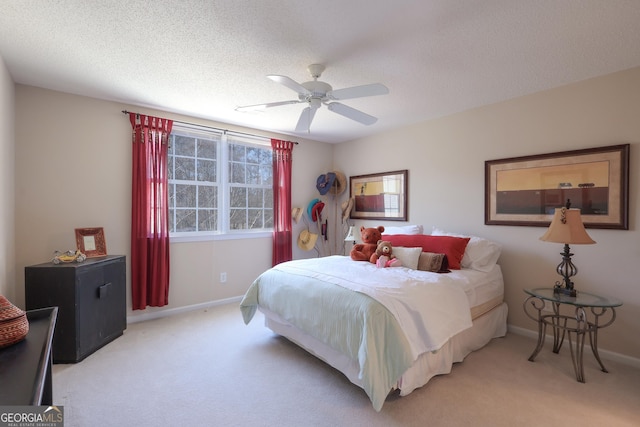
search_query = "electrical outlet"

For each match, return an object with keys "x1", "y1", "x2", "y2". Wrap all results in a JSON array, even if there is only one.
[
  {"x1": 220, "y1": 272, "x2": 227, "y2": 283},
  {"x1": 543, "y1": 300, "x2": 554, "y2": 312}
]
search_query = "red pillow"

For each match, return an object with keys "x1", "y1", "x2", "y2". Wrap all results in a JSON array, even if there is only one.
[{"x1": 382, "y1": 234, "x2": 470, "y2": 270}]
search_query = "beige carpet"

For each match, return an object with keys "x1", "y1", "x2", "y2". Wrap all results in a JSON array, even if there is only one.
[{"x1": 53, "y1": 302, "x2": 640, "y2": 427}]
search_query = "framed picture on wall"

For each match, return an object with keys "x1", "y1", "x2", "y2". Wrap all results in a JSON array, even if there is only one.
[
  {"x1": 485, "y1": 144, "x2": 629, "y2": 229},
  {"x1": 349, "y1": 170, "x2": 408, "y2": 221}
]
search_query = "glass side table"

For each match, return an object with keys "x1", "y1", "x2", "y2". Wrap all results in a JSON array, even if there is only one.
[{"x1": 523, "y1": 288, "x2": 622, "y2": 382}]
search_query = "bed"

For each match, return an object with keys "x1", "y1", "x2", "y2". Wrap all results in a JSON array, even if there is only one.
[{"x1": 240, "y1": 230, "x2": 507, "y2": 411}]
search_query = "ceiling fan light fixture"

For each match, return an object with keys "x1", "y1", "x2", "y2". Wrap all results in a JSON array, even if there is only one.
[{"x1": 309, "y1": 98, "x2": 322, "y2": 108}]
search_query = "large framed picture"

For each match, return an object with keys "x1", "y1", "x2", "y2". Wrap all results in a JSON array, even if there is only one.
[
  {"x1": 485, "y1": 144, "x2": 629, "y2": 229},
  {"x1": 75, "y1": 227, "x2": 107, "y2": 257},
  {"x1": 350, "y1": 170, "x2": 408, "y2": 221}
]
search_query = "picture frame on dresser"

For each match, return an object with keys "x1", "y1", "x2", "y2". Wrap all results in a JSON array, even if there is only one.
[
  {"x1": 75, "y1": 227, "x2": 107, "y2": 257},
  {"x1": 485, "y1": 144, "x2": 629, "y2": 229}
]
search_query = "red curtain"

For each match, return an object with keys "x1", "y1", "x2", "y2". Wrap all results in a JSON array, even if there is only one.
[
  {"x1": 129, "y1": 113, "x2": 173, "y2": 310},
  {"x1": 271, "y1": 139, "x2": 295, "y2": 266}
]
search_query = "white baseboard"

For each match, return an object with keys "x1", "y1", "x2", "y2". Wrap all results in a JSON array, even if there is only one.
[
  {"x1": 508, "y1": 324, "x2": 640, "y2": 370},
  {"x1": 126, "y1": 296, "x2": 242, "y2": 324}
]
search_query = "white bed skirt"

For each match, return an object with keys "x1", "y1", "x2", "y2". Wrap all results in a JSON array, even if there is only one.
[{"x1": 261, "y1": 302, "x2": 508, "y2": 398}]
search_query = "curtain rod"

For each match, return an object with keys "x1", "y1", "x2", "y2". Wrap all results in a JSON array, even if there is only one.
[{"x1": 121, "y1": 110, "x2": 298, "y2": 144}]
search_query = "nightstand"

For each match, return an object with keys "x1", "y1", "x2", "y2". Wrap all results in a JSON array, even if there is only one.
[{"x1": 523, "y1": 287, "x2": 622, "y2": 382}]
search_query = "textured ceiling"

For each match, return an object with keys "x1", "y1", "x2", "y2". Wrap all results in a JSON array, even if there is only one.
[{"x1": 1, "y1": 1, "x2": 640, "y2": 143}]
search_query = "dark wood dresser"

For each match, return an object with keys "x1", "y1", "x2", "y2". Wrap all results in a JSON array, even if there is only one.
[{"x1": 25, "y1": 255, "x2": 126, "y2": 363}]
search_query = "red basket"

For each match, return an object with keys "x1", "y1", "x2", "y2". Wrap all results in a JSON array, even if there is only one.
[{"x1": 0, "y1": 295, "x2": 29, "y2": 349}]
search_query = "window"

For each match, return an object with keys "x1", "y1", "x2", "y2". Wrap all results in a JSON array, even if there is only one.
[{"x1": 168, "y1": 124, "x2": 273, "y2": 239}]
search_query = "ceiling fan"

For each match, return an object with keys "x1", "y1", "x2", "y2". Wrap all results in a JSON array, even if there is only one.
[{"x1": 236, "y1": 64, "x2": 389, "y2": 132}]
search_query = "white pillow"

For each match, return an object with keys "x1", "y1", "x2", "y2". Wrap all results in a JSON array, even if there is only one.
[
  {"x1": 382, "y1": 225, "x2": 424, "y2": 235},
  {"x1": 390, "y1": 246, "x2": 422, "y2": 270},
  {"x1": 431, "y1": 227, "x2": 501, "y2": 272}
]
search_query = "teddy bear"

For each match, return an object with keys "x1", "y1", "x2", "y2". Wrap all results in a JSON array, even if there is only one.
[
  {"x1": 350, "y1": 226, "x2": 385, "y2": 262},
  {"x1": 371, "y1": 240, "x2": 403, "y2": 268}
]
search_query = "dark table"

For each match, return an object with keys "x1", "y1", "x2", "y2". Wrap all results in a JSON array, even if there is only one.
[{"x1": 0, "y1": 307, "x2": 58, "y2": 405}]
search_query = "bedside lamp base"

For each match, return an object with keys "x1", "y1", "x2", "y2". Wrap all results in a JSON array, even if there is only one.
[{"x1": 553, "y1": 285, "x2": 577, "y2": 297}]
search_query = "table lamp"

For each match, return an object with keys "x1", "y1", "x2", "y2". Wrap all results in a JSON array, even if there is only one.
[
  {"x1": 344, "y1": 226, "x2": 356, "y2": 244},
  {"x1": 539, "y1": 199, "x2": 595, "y2": 296}
]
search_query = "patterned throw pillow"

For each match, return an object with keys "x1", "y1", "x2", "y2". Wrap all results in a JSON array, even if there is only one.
[{"x1": 417, "y1": 252, "x2": 450, "y2": 273}]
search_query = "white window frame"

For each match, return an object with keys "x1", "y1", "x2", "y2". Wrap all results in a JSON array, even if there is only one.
[{"x1": 168, "y1": 123, "x2": 273, "y2": 243}]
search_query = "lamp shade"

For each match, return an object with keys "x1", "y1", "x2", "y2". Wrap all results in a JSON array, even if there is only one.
[
  {"x1": 344, "y1": 226, "x2": 356, "y2": 242},
  {"x1": 539, "y1": 208, "x2": 596, "y2": 244}
]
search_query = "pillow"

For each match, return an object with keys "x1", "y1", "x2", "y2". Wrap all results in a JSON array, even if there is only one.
[
  {"x1": 390, "y1": 246, "x2": 422, "y2": 270},
  {"x1": 417, "y1": 252, "x2": 449, "y2": 273},
  {"x1": 431, "y1": 227, "x2": 502, "y2": 272},
  {"x1": 382, "y1": 234, "x2": 470, "y2": 269},
  {"x1": 382, "y1": 225, "x2": 424, "y2": 235}
]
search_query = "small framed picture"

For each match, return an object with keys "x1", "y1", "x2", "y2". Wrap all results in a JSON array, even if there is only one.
[{"x1": 75, "y1": 227, "x2": 107, "y2": 258}]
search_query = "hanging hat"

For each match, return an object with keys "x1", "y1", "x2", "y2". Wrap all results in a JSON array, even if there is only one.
[
  {"x1": 316, "y1": 172, "x2": 337, "y2": 195},
  {"x1": 0, "y1": 295, "x2": 29, "y2": 349},
  {"x1": 311, "y1": 201, "x2": 325, "y2": 222},
  {"x1": 291, "y1": 207, "x2": 303, "y2": 223},
  {"x1": 307, "y1": 198, "x2": 320, "y2": 220},
  {"x1": 297, "y1": 229, "x2": 318, "y2": 251},
  {"x1": 329, "y1": 171, "x2": 347, "y2": 196},
  {"x1": 307, "y1": 198, "x2": 325, "y2": 222},
  {"x1": 341, "y1": 197, "x2": 354, "y2": 221}
]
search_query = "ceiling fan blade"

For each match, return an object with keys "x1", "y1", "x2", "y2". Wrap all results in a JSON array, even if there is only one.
[
  {"x1": 235, "y1": 100, "x2": 301, "y2": 112},
  {"x1": 295, "y1": 105, "x2": 319, "y2": 132},
  {"x1": 328, "y1": 83, "x2": 389, "y2": 100},
  {"x1": 267, "y1": 75, "x2": 311, "y2": 96},
  {"x1": 327, "y1": 102, "x2": 378, "y2": 125}
]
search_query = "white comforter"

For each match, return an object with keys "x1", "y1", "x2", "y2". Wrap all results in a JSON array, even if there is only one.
[{"x1": 265, "y1": 256, "x2": 473, "y2": 359}]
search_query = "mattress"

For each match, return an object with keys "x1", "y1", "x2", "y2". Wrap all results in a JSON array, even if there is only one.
[{"x1": 451, "y1": 264, "x2": 504, "y2": 319}]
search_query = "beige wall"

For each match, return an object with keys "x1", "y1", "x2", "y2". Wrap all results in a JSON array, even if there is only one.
[
  {"x1": 0, "y1": 56, "x2": 15, "y2": 300},
  {"x1": 13, "y1": 86, "x2": 333, "y2": 322},
  {"x1": 334, "y1": 67, "x2": 640, "y2": 360}
]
